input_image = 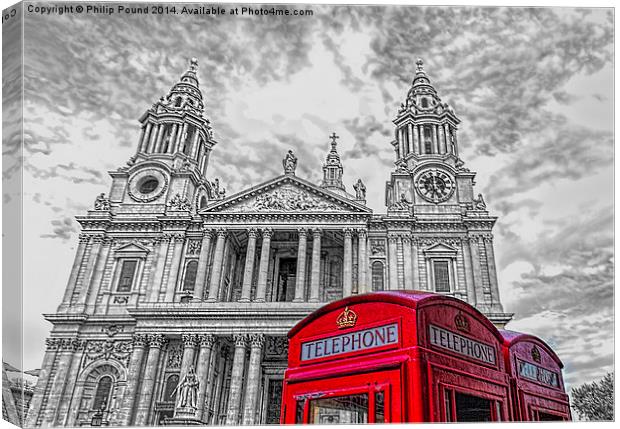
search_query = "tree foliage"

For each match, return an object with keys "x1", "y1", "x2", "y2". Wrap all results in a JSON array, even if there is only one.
[{"x1": 571, "y1": 372, "x2": 614, "y2": 421}]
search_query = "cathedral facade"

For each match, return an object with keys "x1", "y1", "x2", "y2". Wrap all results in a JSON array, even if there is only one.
[{"x1": 26, "y1": 58, "x2": 511, "y2": 427}]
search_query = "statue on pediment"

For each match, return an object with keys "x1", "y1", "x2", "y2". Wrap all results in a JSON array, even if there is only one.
[
  {"x1": 283, "y1": 150, "x2": 298, "y2": 175},
  {"x1": 94, "y1": 193, "x2": 110, "y2": 211},
  {"x1": 353, "y1": 179, "x2": 366, "y2": 200}
]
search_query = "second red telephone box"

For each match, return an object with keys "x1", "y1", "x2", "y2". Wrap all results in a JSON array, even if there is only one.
[{"x1": 281, "y1": 291, "x2": 512, "y2": 423}]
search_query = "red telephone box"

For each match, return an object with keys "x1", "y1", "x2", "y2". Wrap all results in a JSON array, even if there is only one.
[
  {"x1": 281, "y1": 291, "x2": 511, "y2": 423},
  {"x1": 499, "y1": 330, "x2": 571, "y2": 421}
]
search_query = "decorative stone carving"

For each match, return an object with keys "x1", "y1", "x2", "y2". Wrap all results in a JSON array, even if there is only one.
[
  {"x1": 261, "y1": 228, "x2": 273, "y2": 238},
  {"x1": 255, "y1": 188, "x2": 342, "y2": 212},
  {"x1": 167, "y1": 193, "x2": 192, "y2": 211},
  {"x1": 282, "y1": 150, "x2": 298, "y2": 175},
  {"x1": 248, "y1": 334, "x2": 266, "y2": 349},
  {"x1": 94, "y1": 193, "x2": 111, "y2": 211},
  {"x1": 394, "y1": 159, "x2": 409, "y2": 173},
  {"x1": 389, "y1": 193, "x2": 411, "y2": 211},
  {"x1": 186, "y1": 239, "x2": 201, "y2": 256},
  {"x1": 101, "y1": 324, "x2": 125, "y2": 337},
  {"x1": 353, "y1": 179, "x2": 366, "y2": 200},
  {"x1": 148, "y1": 334, "x2": 168, "y2": 348},
  {"x1": 370, "y1": 239, "x2": 386, "y2": 255},
  {"x1": 232, "y1": 334, "x2": 248, "y2": 348},
  {"x1": 197, "y1": 334, "x2": 216, "y2": 348},
  {"x1": 83, "y1": 339, "x2": 132, "y2": 368},
  {"x1": 132, "y1": 334, "x2": 149, "y2": 348},
  {"x1": 264, "y1": 336, "x2": 288, "y2": 359},
  {"x1": 112, "y1": 296, "x2": 129, "y2": 305},
  {"x1": 166, "y1": 344, "x2": 183, "y2": 369},
  {"x1": 473, "y1": 193, "x2": 487, "y2": 210},
  {"x1": 182, "y1": 334, "x2": 198, "y2": 348}
]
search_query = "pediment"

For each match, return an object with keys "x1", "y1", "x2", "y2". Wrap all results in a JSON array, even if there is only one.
[
  {"x1": 114, "y1": 242, "x2": 150, "y2": 254},
  {"x1": 423, "y1": 242, "x2": 457, "y2": 253},
  {"x1": 201, "y1": 175, "x2": 371, "y2": 214}
]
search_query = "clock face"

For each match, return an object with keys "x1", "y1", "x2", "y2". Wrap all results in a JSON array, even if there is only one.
[
  {"x1": 415, "y1": 168, "x2": 455, "y2": 203},
  {"x1": 127, "y1": 169, "x2": 168, "y2": 202}
]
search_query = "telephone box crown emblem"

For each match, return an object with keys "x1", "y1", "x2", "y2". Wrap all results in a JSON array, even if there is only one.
[
  {"x1": 454, "y1": 313, "x2": 470, "y2": 332},
  {"x1": 336, "y1": 306, "x2": 358, "y2": 329}
]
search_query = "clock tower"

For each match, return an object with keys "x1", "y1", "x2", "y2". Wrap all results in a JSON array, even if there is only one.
[{"x1": 383, "y1": 59, "x2": 507, "y2": 319}]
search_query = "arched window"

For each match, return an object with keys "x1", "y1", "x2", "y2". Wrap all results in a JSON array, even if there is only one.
[
  {"x1": 163, "y1": 374, "x2": 179, "y2": 402},
  {"x1": 199, "y1": 196, "x2": 208, "y2": 209},
  {"x1": 421, "y1": 98, "x2": 428, "y2": 108},
  {"x1": 93, "y1": 375, "x2": 113, "y2": 410},
  {"x1": 371, "y1": 261, "x2": 384, "y2": 292},
  {"x1": 175, "y1": 97, "x2": 182, "y2": 107},
  {"x1": 182, "y1": 260, "x2": 198, "y2": 291}
]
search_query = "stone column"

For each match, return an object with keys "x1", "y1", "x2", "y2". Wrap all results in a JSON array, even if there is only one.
[
  {"x1": 484, "y1": 235, "x2": 502, "y2": 305},
  {"x1": 116, "y1": 334, "x2": 148, "y2": 426},
  {"x1": 388, "y1": 234, "x2": 399, "y2": 290},
  {"x1": 154, "y1": 123, "x2": 166, "y2": 153},
  {"x1": 293, "y1": 229, "x2": 308, "y2": 302},
  {"x1": 24, "y1": 339, "x2": 60, "y2": 427},
  {"x1": 190, "y1": 129, "x2": 201, "y2": 157},
  {"x1": 42, "y1": 338, "x2": 79, "y2": 426},
  {"x1": 254, "y1": 229, "x2": 273, "y2": 302},
  {"x1": 443, "y1": 123, "x2": 450, "y2": 154},
  {"x1": 57, "y1": 340, "x2": 87, "y2": 426},
  {"x1": 225, "y1": 334, "x2": 248, "y2": 425},
  {"x1": 357, "y1": 229, "x2": 368, "y2": 294},
  {"x1": 193, "y1": 230, "x2": 213, "y2": 301},
  {"x1": 165, "y1": 234, "x2": 185, "y2": 301},
  {"x1": 402, "y1": 234, "x2": 413, "y2": 289},
  {"x1": 207, "y1": 229, "x2": 227, "y2": 302},
  {"x1": 148, "y1": 123, "x2": 159, "y2": 152},
  {"x1": 461, "y1": 238, "x2": 476, "y2": 304},
  {"x1": 468, "y1": 236, "x2": 486, "y2": 305},
  {"x1": 139, "y1": 123, "x2": 152, "y2": 153},
  {"x1": 240, "y1": 228, "x2": 258, "y2": 302},
  {"x1": 431, "y1": 124, "x2": 438, "y2": 154},
  {"x1": 59, "y1": 234, "x2": 90, "y2": 311},
  {"x1": 309, "y1": 229, "x2": 322, "y2": 302},
  {"x1": 417, "y1": 125, "x2": 423, "y2": 154},
  {"x1": 147, "y1": 236, "x2": 171, "y2": 302},
  {"x1": 342, "y1": 228, "x2": 353, "y2": 297},
  {"x1": 133, "y1": 334, "x2": 167, "y2": 426},
  {"x1": 196, "y1": 334, "x2": 216, "y2": 421},
  {"x1": 85, "y1": 237, "x2": 113, "y2": 311},
  {"x1": 407, "y1": 123, "x2": 414, "y2": 154},
  {"x1": 177, "y1": 123, "x2": 189, "y2": 153},
  {"x1": 242, "y1": 334, "x2": 265, "y2": 425},
  {"x1": 75, "y1": 235, "x2": 103, "y2": 309},
  {"x1": 412, "y1": 123, "x2": 419, "y2": 155},
  {"x1": 411, "y1": 238, "x2": 421, "y2": 290}
]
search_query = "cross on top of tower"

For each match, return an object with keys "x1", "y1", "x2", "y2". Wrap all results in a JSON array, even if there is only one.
[
  {"x1": 329, "y1": 132, "x2": 340, "y2": 150},
  {"x1": 416, "y1": 58, "x2": 424, "y2": 73},
  {"x1": 189, "y1": 57, "x2": 198, "y2": 72}
]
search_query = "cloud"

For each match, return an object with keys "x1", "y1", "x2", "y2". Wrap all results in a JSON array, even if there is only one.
[{"x1": 40, "y1": 216, "x2": 78, "y2": 241}]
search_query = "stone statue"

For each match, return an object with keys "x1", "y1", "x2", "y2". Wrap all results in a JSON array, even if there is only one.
[
  {"x1": 282, "y1": 150, "x2": 298, "y2": 175},
  {"x1": 473, "y1": 193, "x2": 487, "y2": 210},
  {"x1": 395, "y1": 159, "x2": 408, "y2": 173},
  {"x1": 353, "y1": 179, "x2": 366, "y2": 200},
  {"x1": 94, "y1": 193, "x2": 110, "y2": 211},
  {"x1": 173, "y1": 366, "x2": 199, "y2": 410}
]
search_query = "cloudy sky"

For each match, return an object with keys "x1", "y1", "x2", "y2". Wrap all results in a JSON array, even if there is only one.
[{"x1": 2, "y1": 2, "x2": 613, "y2": 392}]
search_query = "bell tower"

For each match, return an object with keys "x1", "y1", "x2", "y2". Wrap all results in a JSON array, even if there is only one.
[
  {"x1": 133, "y1": 57, "x2": 215, "y2": 176},
  {"x1": 385, "y1": 59, "x2": 478, "y2": 216},
  {"x1": 320, "y1": 132, "x2": 346, "y2": 193},
  {"x1": 104, "y1": 58, "x2": 219, "y2": 215}
]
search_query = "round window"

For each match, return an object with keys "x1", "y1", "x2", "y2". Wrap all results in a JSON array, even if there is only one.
[{"x1": 139, "y1": 177, "x2": 159, "y2": 194}]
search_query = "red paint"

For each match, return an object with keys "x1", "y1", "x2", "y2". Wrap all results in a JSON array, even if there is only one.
[
  {"x1": 282, "y1": 291, "x2": 562, "y2": 423},
  {"x1": 499, "y1": 329, "x2": 571, "y2": 421}
]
